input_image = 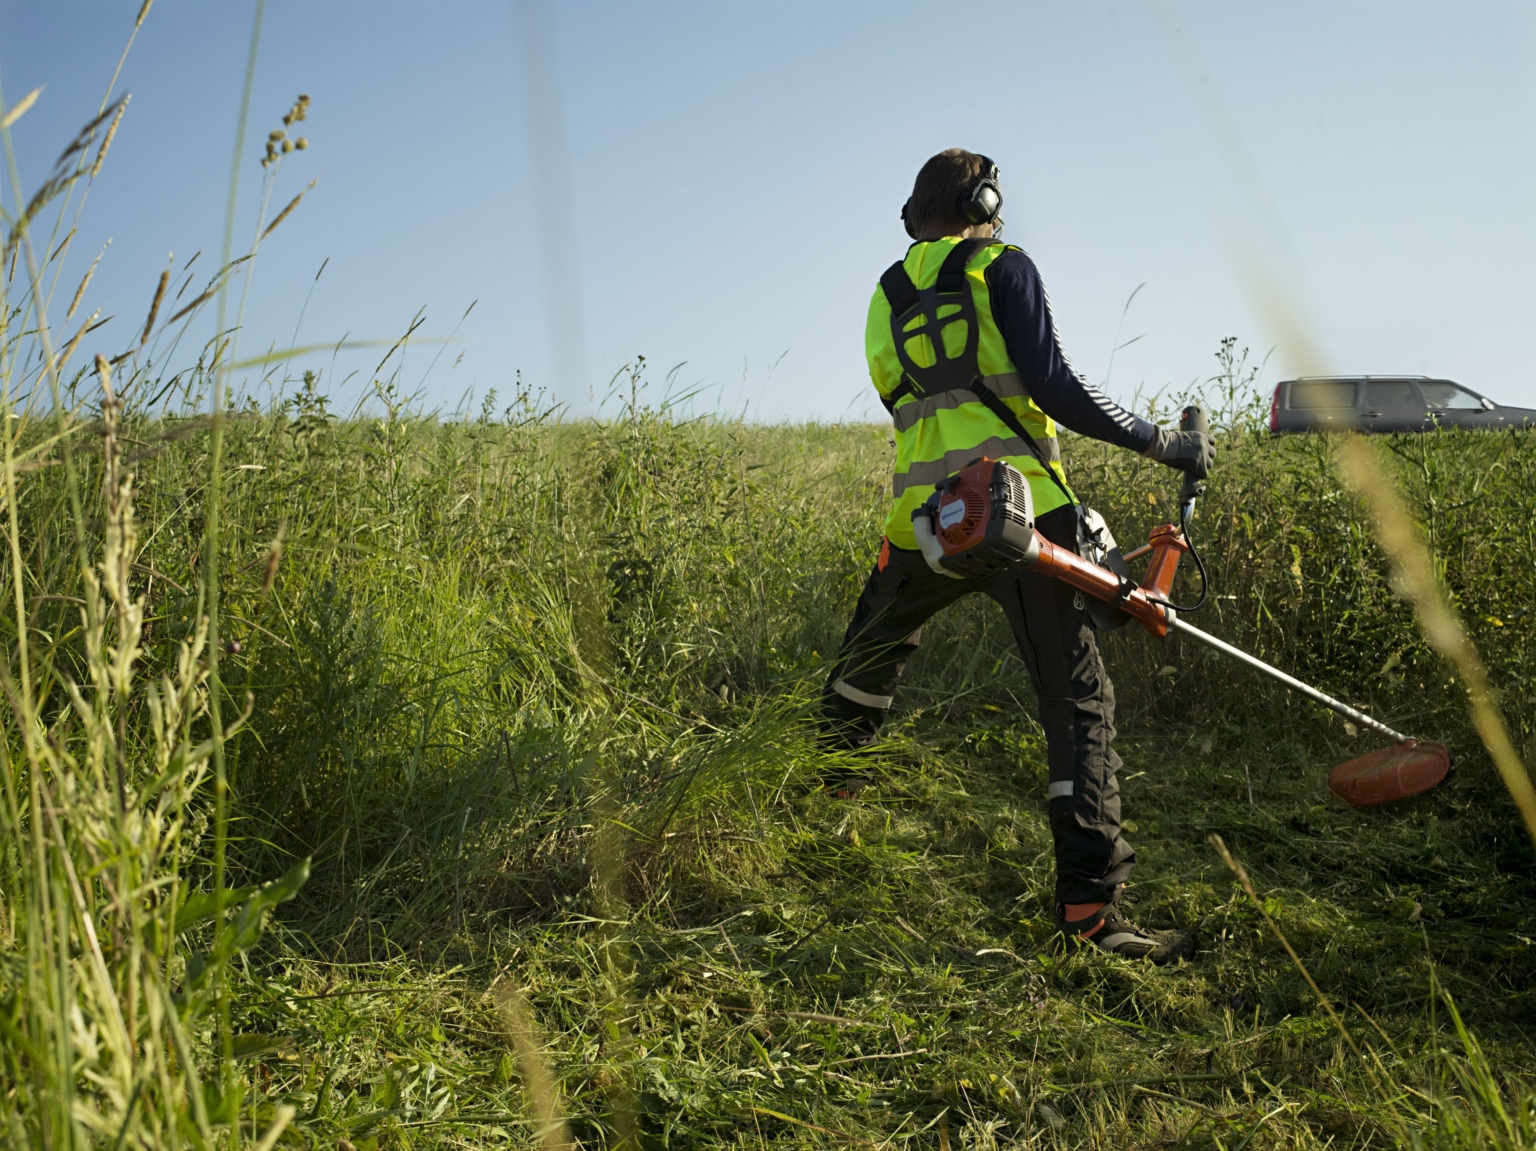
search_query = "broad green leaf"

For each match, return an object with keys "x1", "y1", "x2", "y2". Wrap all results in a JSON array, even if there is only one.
[
  {"x1": 225, "y1": 858, "x2": 310, "y2": 954},
  {"x1": 232, "y1": 1033, "x2": 295, "y2": 1060},
  {"x1": 175, "y1": 886, "x2": 257, "y2": 935}
]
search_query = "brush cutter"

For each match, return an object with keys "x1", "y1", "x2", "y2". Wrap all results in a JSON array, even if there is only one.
[{"x1": 910, "y1": 406, "x2": 1450, "y2": 807}]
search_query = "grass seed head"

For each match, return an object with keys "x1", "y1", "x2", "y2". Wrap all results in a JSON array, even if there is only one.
[
  {"x1": 140, "y1": 265, "x2": 170, "y2": 346},
  {"x1": 90, "y1": 95, "x2": 129, "y2": 180},
  {"x1": 165, "y1": 287, "x2": 215, "y2": 327},
  {"x1": 66, "y1": 241, "x2": 108, "y2": 321},
  {"x1": 0, "y1": 87, "x2": 42, "y2": 131},
  {"x1": 56, "y1": 308, "x2": 102, "y2": 372},
  {"x1": 47, "y1": 227, "x2": 76, "y2": 267},
  {"x1": 261, "y1": 179, "x2": 317, "y2": 242},
  {"x1": 95, "y1": 353, "x2": 113, "y2": 405}
]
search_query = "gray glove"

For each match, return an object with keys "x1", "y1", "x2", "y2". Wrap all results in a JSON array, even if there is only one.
[{"x1": 1143, "y1": 428, "x2": 1215, "y2": 479}]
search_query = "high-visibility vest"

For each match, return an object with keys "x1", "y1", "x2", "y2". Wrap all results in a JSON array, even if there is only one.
[{"x1": 866, "y1": 235, "x2": 1074, "y2": 550}]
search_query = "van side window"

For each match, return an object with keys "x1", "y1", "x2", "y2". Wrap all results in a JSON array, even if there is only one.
[
  {"x1": 1289, "y1": 381, "x2": 1356, "y2": 409},
  {"x1": 1419, "y1": 382, "x2": 1483, "y2": 410},
  {"x1": 1365, "y1": 381, "x2": 1418, "y2": 408}
]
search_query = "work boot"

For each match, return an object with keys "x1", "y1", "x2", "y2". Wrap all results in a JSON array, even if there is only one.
[
  {"x1": 820, "y1": 771, "x2": 872, "y2": 800},
  {"x1": 1057, "y1": 900, "x2": 1194, "y2": 965}
]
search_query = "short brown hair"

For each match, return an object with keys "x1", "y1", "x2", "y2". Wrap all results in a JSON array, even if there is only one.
[{"x1": 906, "y1": 148, "x2": 989, "y2": 234}]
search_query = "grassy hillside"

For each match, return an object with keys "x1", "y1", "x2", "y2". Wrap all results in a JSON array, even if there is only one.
[{"x1": 4, "y1": 360, "x2": 1535, "y2": 1147}]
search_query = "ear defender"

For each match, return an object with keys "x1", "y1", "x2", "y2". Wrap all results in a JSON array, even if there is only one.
[
  {"x1": 958, "y1": 156, "x2": 1003, "y2": 227},
  {"x1": 903, "y1": 156, "x2": 1002, "y2": 238}
]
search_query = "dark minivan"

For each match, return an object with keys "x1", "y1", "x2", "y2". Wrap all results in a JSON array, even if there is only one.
[{"x1": 1269, "y1": 376, "x2": 1536, "y2": 434}]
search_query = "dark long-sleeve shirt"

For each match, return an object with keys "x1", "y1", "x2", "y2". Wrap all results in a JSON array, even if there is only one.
[{"x1": 984, "y1": 248, "x2": 1156, "y2": 452}]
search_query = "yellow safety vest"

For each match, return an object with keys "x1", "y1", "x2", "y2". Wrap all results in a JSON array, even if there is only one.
[{"x1": 866, "y1": 235, "x2": 1074, "y2": 550}]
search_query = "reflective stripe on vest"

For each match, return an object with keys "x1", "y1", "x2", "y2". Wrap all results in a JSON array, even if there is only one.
[
  {"x1": 892, "y1": 434, "x2": 1062, "y2": 498},
  {"x1": 866, "y1": 238, "x2": 1073, "y2": 549},
  {"x1": 890, "y1": 372, "x2": 1029, "y2": 433}
]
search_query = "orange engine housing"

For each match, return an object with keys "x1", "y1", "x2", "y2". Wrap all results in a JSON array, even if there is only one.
[
  {"x1": 915, "y1": 457, "x2": 1189, "y2": 638},
  {"x1": 927, "y1": 458, "x2": 1040, "y2": 579}
]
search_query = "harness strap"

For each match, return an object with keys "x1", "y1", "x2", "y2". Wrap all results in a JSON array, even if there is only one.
[
  {"x1": 880, "y1": 239, "x2": 989, "y2": 403},
  {"x1": 879, "y1": 238, "x2": 1077, "y2": 510},
  {"x1": 934, "y1": 237, "x2": 983, "y2": 291},
  {"x1": 966, "y1": 377, "x2": 1077, "y2": 508},
  {"x1": 878, "y1": 261, "x2": 921, "y2": 322}
]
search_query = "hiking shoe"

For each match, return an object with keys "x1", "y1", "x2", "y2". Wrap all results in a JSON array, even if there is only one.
[{"x1": 1058, "y1": 902, "x2": 1195, "y2": 965}]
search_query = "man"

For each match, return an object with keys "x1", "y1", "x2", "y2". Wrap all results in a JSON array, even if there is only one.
[{"x1": 820, "y1": 149, "x2": 1212, "y2": 965}]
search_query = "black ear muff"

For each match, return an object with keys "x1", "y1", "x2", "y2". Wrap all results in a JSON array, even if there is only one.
[
  {"x1": 958, "y1": 156, "x2": 1003, "y2": 227},
  {"x1": 901, "y1": 198, "x2": 917, "y2": 240}
]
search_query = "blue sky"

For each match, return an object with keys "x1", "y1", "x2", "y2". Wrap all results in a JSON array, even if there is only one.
[{"x1": 3, "y1": 1, "x2": 1533, "y2": 420}]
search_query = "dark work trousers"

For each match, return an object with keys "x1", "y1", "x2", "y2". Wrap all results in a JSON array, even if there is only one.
[{"x1": 821, "y1": 504, "x2": 1134, "y2": 906}]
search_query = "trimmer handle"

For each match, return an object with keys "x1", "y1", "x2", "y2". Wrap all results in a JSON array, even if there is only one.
[{"x1": 1178, "y1": 404, "x2": 1209, "y2": 509}]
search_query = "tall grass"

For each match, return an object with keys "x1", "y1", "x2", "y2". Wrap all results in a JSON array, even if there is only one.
[
  {"x1": 9, "y1": 368, "x2": 1517, "y2": 1148},
  {"x1": 0, "y1": 8, "x2": 305, "y2": 1144}
]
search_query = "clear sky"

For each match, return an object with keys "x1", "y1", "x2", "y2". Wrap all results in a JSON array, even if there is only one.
[{"x1": 3, "y1": 1, "x2": 1534, "y2": 421}]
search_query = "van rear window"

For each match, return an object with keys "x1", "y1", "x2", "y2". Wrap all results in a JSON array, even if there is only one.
[{"x1": 1289, "y1": 381, "x2": 1356, "y2": 409}]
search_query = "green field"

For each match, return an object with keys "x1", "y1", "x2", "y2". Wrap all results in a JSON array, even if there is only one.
[{"x1": 3, "y1": 351, "x2": 1535, "y2": 1147}]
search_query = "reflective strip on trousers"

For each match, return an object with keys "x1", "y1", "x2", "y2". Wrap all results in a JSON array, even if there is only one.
[
  {"x1": 1048, "y1": 780, "x2": 1074, "y2": 799},
  {"x1": 833, "y1": 679, "x2": 894, "y2": 710},
  {"x1": 890, "y1": 373, "x2": 1032, "y2": 433},
  {"x1": 892, "y1": 435, "x2": 1062, "y2": 498}
]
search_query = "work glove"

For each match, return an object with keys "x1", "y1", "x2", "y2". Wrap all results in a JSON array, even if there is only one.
[{"x1": 1143, "y1": 428, "x2": 1215, "y2": 480}]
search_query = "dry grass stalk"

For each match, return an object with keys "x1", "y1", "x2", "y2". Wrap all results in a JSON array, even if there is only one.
[
  {"x1": 97, "y1": 353, "x2": 120, "y2": 517},
  {"x1": 96, "y1": 352, "x2": 114, "y2": 405},
  {"x1": 260, "y1": 524, "x2": 284, "y2": 594},
  {"x1": 90, "y1": 96, "x2": 129, "y2": 180},
  {"x1": 251, "y1": 1104, "x2": 295, "y2": 1151},
  {"x1": 494, "y1": 979, "x2": 572, "y2": 1151},
  {"x1": 1334, "y1": 434, "x2": 1536, "y2": 844},
  {"x1": 745, "y1": 1106, "x2": 881, "y2": 1147},
  {"x1": 54, "y1": 308, "x2": 102, "y2": 375},
  {"x1": 1211, "y1": 833, "x2": 1423, "y2": 1143},
  {"x1": 139, "y1": 265, "x2": 169, "y2": 346},
  {"x1": 1210, "y1": 835, "x2": 1360, "y2": 1058}
]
